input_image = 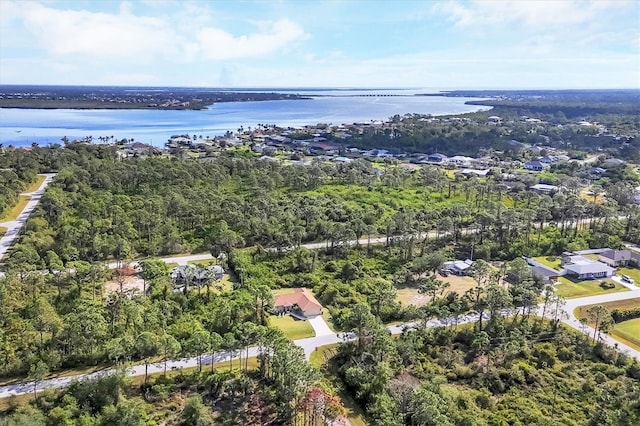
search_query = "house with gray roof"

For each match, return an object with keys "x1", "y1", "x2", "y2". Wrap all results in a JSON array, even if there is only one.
[
  {"x1": 598, "y1": 249, "x2": 632, "y2": 267},
  {"x1": 562, "y1": 254, "x2": 614, "y2": 280}
]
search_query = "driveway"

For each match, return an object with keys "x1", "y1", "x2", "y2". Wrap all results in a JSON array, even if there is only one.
[{"x1": 308, "y1": 315, "x2": 334, "y2": 337}]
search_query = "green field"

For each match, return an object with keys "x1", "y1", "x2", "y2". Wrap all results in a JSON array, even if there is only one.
[
  {"x1": 611, "y1": 319, "x2": 640, "y2": 351},
  {"x1": 554, "y1": 277, "x2": 629, "y2": 298},
  {"x1": 574, "y1": 299, "x2": 640, "y2": 351},
  {"x1": 532, "y1": 256, "x2": 561, "y2": 270},
  {"x1": 0, "y1": 226, "x2": 6, "y2": 237},
  {"x1": 267, "y1": 315, "x2": 315, "y2": 340}
]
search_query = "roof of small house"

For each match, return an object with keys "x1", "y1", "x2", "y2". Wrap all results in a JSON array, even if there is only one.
[
  {"x1": 274, "y1": 288, "x2": 323, "y2": 314},
  {"x1": 599, "y1": 249, "x2": 631, "y2": 262}
]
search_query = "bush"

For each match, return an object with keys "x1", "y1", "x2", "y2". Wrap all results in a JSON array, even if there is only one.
[
  {"x1": 599, "y1": 281, "x2": 615, "y2": 289},
  {"x1": 611, "y1": 307, "x2": 640, "y2": 323}
]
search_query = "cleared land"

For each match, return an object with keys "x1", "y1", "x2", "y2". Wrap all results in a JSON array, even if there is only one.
[
  {"x1": 611, "y1": 319, "x2": 640, "y2": 351},
  {"x1": 267, "y1": 315, "x2": 315, "y2": 340},
  {"x1": 0, "y1": 195, "x2": 29, "y2": 222},
  {"x1": 397, "y1": 274, "x2": 477, "y2": 307},
  {"x1": 554, "y1": 277, "x2": 628, "y2": 298},
  {"x1": 574, "y1": 298, "x2": 640, "y2": 351},
  {"x1": 574, "y1": 298, "x2": 640, "y2": 319}
]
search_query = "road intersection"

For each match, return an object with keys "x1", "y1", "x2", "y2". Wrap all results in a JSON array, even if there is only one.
[{"x1": 0, "y1": 174, "x2": 638, "y2": 399}]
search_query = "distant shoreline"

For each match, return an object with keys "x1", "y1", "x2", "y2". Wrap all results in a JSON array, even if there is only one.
[{"x1": 0, "y1": 96, "x2": 312, "y2": 111}]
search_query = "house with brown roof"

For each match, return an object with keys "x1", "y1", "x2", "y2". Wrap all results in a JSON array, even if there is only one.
[{"x1": 274, "y1": 288, "x2": 323, "y2": 318}]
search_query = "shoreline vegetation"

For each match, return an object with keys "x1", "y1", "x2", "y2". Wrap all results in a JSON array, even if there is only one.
[{"x1": 0, "y1": 86, "x2": 311, "y2": 110}]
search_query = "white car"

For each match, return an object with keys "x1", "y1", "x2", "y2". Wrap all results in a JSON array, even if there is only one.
[{"x1": 621, "y1": 274, "x2": 634, "y2": 284}]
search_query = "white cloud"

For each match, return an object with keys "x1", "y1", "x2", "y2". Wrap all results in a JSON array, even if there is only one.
[
  {"x1": 197, "y1": 19, "x2": 307, "y2": 60},
  {"x1": 4, "y1": 1, "x2": 307, "y2": 63},
  {"x1": 433, "y1": 0, "x2": 636, "y2": 29}
]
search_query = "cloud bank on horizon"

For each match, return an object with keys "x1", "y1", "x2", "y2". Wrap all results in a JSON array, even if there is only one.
[{"x1": 1, "y1": 0, "x2": 638, "y2": 89}]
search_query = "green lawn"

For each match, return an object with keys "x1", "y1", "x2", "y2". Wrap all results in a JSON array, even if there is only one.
[
  {"x1": 611, "y1": 319, "x2": 640, "y2": 351},
  {"x1": 267, "y1": 315, "x2": 315, "y2": 340},
  {"x1": 616, "y1": 267, "x2": 640, "y2": 283},
  {"x1": 532, "y1": 256, "x2": 561, "y2": 270},
  {"x1": 574, "y1": 299, "x2": 640, "y2": 351},
  {"x1": 554, "y1": 277, "x2": 629, "y2": 299}
]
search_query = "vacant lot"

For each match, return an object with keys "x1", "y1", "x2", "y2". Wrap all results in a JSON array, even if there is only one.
[
  {"x1": 104, "y1": 275, "x2": 146, "y2": 296},
  {"x1": 267, "y1": 315, "x2": 315, "y2": 340},
  {"x1": 574, "y1": 298, "x2": 640, "y2": 319},
  {"x1": 612, "y1": 319, "x2": 640, "y2": 351},
  {"x1": 397, "y1": 274, "x2": 476, "y2": 307},
  {"x1": 554, "y1": 277, "x2": 628, "y2": 299},
  {"x1": 575, "y1": 298, "x2": 640, "y2": 351}
]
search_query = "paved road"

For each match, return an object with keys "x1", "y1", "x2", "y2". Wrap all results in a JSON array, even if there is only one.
[
  {"x1": 5, "y1": 289, "x2": 637, "y2": 400},
  {"x1": 557, "y1": 288, "x2": 640, "y2": 360},
  {"x1": 0, "y1": 174, "x2": 56, "y2": 261},
  {"x1": 107, "y1": 215, "x2": 626, "y2": 271}
]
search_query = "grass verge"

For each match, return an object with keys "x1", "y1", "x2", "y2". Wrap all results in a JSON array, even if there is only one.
[
  {"x1": 0, "y1": 195, "x2": 30, "y2": 223},
  {"x1": 24, "y1": 175, "x2": 46, "y2": 193}
]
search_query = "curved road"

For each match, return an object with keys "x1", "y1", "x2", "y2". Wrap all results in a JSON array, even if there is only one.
[{"x1": 1, "y1": 289, "x2": 638, "y2": 399}]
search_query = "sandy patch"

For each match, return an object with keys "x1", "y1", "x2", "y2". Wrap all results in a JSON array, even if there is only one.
[
  {"x1": 397, "y1": 273, "x2": 478, "y2": 307},
  {"x1": 105, "y1": 275, "x2": 146, "y2": 296}
]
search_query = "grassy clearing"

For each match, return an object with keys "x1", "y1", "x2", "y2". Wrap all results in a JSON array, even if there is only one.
[
  {"x1": 24, "y1": 174, "x2": 46, "y2": 193},
  {"x1": 532, "y1": 256, "x2": 561, "y2": 270},
  {"x1": 554, "y1": 277, "x2": 628, "y2": 298},
  {"x1": 616, "y1": 267, "x2": 640, "y2": 283},
  {"x1": 574, "y1": 298, "x2": 640, "y2": 351},
  {"x1": 611, "y1": 319, "x2": 640, "y2": 351},
  {"x1": 396, "y1": 274, "x2": 476, "y2": 307},
  {"x1": 0, "y1": 195, "x2": 30, "y2": 223},
  {"x1": 267, "y1": 315, "x2": 315, "y2": 340}
]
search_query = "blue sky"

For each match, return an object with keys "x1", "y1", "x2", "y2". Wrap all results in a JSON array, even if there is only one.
[{"x1": 1, "y1": 0, "x2": 638, "y2": 89}]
